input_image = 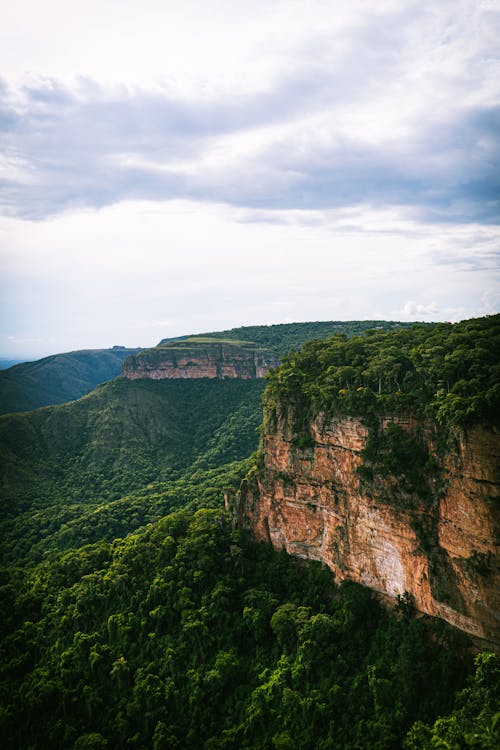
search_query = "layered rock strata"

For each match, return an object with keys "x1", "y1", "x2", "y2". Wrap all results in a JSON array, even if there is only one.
[
  {"x1": 122, "y1": 340, "x2": 279, "y2": 380},
  {"x1": 233, "y1": 410, "x2": 500, "y2": 646}
]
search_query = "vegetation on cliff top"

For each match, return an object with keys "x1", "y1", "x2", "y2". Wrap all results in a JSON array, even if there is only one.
[
  {"x1": 159, "y1": 320, "x2": 419, "y2": 357},
  {"x1": 265, "y1": 314, "x2": 500, "y2": 428},
  {"x1": 156, "y1": 337, "x2": 269, "y2": 349}
]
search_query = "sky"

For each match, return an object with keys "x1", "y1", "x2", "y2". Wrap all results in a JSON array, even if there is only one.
[{"x1": 1, "y1": 0, "x2": 499, "y2": 359}]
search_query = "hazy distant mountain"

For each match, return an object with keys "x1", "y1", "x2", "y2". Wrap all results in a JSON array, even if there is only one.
[
  {"x1": 0, "y1": 359, "x2": 27, "y2": 370},
  {"x1": 0, "y1": 347, "x2": 141, "y2": 415}
]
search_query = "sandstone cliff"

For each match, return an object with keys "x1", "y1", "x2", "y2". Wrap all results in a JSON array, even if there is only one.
[
  {"x1": 122, "y1": 338, "x2": 279, "y2": 380},
  {"x1": 233, "y1": 407, "x2": 500, "y2": 647}
]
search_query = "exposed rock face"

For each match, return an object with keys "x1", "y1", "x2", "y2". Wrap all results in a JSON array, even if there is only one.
[
  {"x1": 234, "y1": 408, "x2": 500, "y2": 646},
  {"x1": 122, "y1": 340, "x2": 279, "y2": 380}
]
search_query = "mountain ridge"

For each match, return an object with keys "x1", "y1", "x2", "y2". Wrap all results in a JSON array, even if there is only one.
[{"x1": 0, "y1": 315, "x2": 498, "y2": 748}]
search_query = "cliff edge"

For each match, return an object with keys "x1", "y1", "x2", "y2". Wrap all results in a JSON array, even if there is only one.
[
  {"x1": 232, "y1": 316, "x2": 500, "y2": 646},
  {"x1": 122, "y1": 338, "x2": 279, "y2": 380}
]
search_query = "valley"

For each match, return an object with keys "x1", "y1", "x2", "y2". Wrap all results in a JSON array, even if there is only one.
[{"x1": 0, "y1": 317, "x2": 498, "y2": 749}]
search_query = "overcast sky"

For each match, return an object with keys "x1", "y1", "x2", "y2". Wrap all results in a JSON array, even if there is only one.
[{"x1": 1, "y1": 0, "x2": 499, "y2": 358}]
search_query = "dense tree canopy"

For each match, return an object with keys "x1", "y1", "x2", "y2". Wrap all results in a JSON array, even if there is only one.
[
  {"x1": 265, "y1": 314, "x2": 500, "y2": 428},
  {"x1": 0, "y1": 379, "x2": 264, "y2": 566},
  {"x1": 1, "y1": 509, "x2": 489, "y2": 750},
  {"x1": 166, "y1": 319, "x2": 418, "y2": 357}
]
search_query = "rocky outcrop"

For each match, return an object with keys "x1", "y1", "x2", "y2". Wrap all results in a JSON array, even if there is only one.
[
  {"x1": 234, "y1": 408, "x2": 500, "y2": 646},
  {"x1": 122, "y1": 339, "x2": 279, "y2": 380}
]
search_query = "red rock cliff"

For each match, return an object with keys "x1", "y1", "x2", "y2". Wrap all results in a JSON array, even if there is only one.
[
  {"x1": 122, "y1": 339, "x2": 279, "y2": 380},
  {"x1": 235, "y1": 408, "x2": 500, "y2": 646}
]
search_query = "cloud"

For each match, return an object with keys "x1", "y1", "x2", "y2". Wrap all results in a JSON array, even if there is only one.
[
  {"x1": 1, "y1": 1, "x2": 499, "y2": 357},
  {"x1": 1, "y1": 198, "x2": 497, "y2": 356},
  {"x1": 394, "y1": 301, "x2": 474, "y2": 323},
  {"x1": 151, "y1": 320, "x2": 175, "y2": 328},
  {"x1": 0, "y1": 1, "x2": 498, "y2": 222},
  {"x1": 1, "y1": 79, "x2": 498, "y2": 223},
  {"x1": 401, "y1": 301, "x2": 440, "y2": 317}
]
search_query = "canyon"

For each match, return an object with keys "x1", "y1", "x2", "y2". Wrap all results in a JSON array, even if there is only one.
[
  {"x1": 232, "y1": 407, "x2": 500, "y2": 647},
  {"x1": 122, "y1": 338, "x2": 279, "y2": 380}
]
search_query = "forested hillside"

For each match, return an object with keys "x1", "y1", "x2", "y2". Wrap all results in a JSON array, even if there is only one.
[
  {"x1": 0, "y1": 316, "x2": 498, "y2": 749},
  {"x1": 3, "y1": 508, "x2": 497, "y2": 750},
  {"x1": 0, "y1": 348, "x2": 141, "y2": 415},
  {"x1": 160, "y1": 319, "x2": 417, "y2": 356},
  {"x1": 0, "y1": 378, "x2": 264, "y2": 566}
]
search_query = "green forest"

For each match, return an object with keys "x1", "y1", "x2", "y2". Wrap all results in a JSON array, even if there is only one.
[
  {"x1": 0, "y1": 378, "x2": 264, "y2": 566},
  {"x1": 2, "y1": 509, "x2": 498, "y2": 750},
  {"x1": 0, "y1": 318, "x2": 498, "y2": 748},
  {"x1": 265, "y1": 314, "x2": 500, "y2": 428},
  {"x1": 159, "y1": 319, "x2": 418, "y2": 357}
]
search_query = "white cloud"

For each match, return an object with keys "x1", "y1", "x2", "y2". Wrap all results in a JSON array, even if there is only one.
[
  {"x1": 400, "y1": 301, "x2": 440, "y2": 317},
  {"x1": 1, "y1": 199, "x2": 497, "y2": 356},
  {"x1": 1, "y1": 1, "x2": 499, "y2": 356},
  {"x1": 0, "y1": 1, "x2": 421, "y2": 92},
  {"x1": 1, "y1": 0, "x2": 498, "y2": 223}
]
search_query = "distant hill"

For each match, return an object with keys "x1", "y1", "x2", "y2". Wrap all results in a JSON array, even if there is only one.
[
  {"x1": 0, "y1": 347, "x2": 141, "y2": 415},
  {"x1": 159, "y1": 320, "x2": 419, "y2": 356},
  {"x1": 0, "y1": 359, "x2": 27, "y2": 370}
]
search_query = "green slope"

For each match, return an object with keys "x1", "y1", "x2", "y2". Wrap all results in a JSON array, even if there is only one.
[
  {"x1": 0, "y1": 347, "x2": 141, "y2": 415},
  {"x1": 0, "y1": 377, "x2": 264, "y2": 565}
]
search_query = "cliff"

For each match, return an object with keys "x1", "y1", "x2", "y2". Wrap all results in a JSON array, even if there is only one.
[
  {"x1": 233, "y1": 407, "x2": 500, "y2": 647},
  {"x1": 122, "y1": 338, "x2": 279, "y2": 380}
]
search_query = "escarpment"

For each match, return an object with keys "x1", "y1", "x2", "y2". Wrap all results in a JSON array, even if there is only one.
[
  {"x1": 234, "y1": 408, "x2": 499, "y2": 645},
  {"x1": 122, "y1": 338, "x2": 279, "y2": 380},
  {"x1": 232, "y1": 314, "x2": 500, "y2": 645}
]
